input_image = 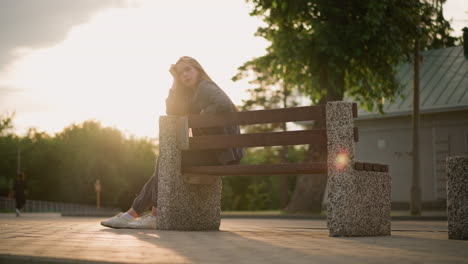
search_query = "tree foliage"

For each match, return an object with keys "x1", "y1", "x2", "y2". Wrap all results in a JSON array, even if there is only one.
[
  {"x1": 221, "y1": 145, "x2": 306, "y2": 211},
  {"x1": 0, "y1": 114, "x2": 302, "y2": 211},
  {"x1": 236, "y1": 0, "x2": 458, "y2": 112},
  {"x1": 0, "y1": 112, "x2": 14, "y2": 136},
  {"x1": 232, "y1": 0, "x2": 458, "y2": 213},
  {"x1": 0, "y1": 118, "x2": 157, "y2": 210},
  {"x1": 236, "y1": 69, "x2": 301, "y2": 134}
]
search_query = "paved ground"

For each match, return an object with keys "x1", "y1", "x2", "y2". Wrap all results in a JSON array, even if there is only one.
[{"x1": 0, "y1": 213, "x2": 467, "y2": 264}]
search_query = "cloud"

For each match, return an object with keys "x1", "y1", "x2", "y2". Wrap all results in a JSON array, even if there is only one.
[
  {"x1": 0, "y1": 0, "x2": 127, "y2": 72},
  {"x1": 0, "y1": 85, "x2": 16, "y2": 106}
]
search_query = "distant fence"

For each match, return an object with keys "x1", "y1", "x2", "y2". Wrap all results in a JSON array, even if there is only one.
[{"x1": 0, "y1": 197, "x2": 118, "y2": 214}]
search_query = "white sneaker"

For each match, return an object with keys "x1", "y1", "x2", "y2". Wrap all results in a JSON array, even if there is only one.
[
  {"x1": 127, "y1": 214, "x2": 157, "y2": 229},
  {"x1": 15, "y1": 208, "x2": 21, "y2": 217},
  {"x1": 100, "y1": 213, "x2": 135, "y2": 229}
]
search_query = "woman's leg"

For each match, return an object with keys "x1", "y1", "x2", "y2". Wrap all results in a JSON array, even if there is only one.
[
  {"x1": 101, "y1": 159, "x2": 160, "y2": 228},
  {"x1": 130, "y1": 158, "x2": 160, "y2": 216},
  {"x1": 129, "y1": 150, "x2": 218, "y2": 218},
  {"x1": 102, "y1": 151, "x2": 219, "y2": 229}
]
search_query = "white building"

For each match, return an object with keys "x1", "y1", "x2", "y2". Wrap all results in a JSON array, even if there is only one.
[{"x1": 354, "y1": 44, "x2": 468, "y2": 209}]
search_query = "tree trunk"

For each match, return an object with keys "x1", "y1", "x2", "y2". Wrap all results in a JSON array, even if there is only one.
[
  {"x1": 279, "y1": 144, "x2": 289, "y2": 209},
  {"x1": 285, "y1": 144, "x2": 328, "y2": 213},
  {"x1": 279, "y1": 85, "x2": 290, "y2": 209},
  {"x1": 286, "y1": 62, "x2": 344, "y2": 214}
]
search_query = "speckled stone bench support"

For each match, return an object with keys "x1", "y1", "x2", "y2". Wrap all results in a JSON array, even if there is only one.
[
  {"x1": 326, "y1": 102, "x2": 391, "y2": 237},
  {"x1": 446, "y1": 156, "x2": 468, "y2": 240},
  {"x1": 156, "y1": 116, "x2": 222, "y2": 230}
]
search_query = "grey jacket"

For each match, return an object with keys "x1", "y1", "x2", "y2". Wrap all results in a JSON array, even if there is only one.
[{"x1": 165, "y1": 80, "x2": 244, "y2": 165}]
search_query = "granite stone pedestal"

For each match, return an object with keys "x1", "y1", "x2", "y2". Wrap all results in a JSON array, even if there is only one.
[
  {"x1": 326, "y1": 102, "x2": 391, "y2": 237},
  {"x1": 446, "y1": 156, "x2": 468, "y2": 240},
  {"x1": 156, "y1": 116, "x2": 222, "y2": 231}
]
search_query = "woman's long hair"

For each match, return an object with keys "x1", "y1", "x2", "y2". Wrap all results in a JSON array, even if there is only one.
[
  {"x1": 175, "y1": 56, "x2": 239, "y2": 112},
  {"x1": 175, "y1": 56, "x2": 213, "y2": 83}
]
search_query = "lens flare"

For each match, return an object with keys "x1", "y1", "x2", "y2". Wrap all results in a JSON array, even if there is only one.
[{"x1": 336, "y1": 152, "x2": 349, "y2": 170}]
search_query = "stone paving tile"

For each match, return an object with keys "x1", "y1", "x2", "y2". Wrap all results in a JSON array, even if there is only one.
[{"x1": 0, "y1": 215, "x2": 467, "y2": 264}]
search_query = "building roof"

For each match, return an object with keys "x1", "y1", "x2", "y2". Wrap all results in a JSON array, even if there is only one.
[{"x1": 357, "y1": 46, "x2": 468, "y2": 119}]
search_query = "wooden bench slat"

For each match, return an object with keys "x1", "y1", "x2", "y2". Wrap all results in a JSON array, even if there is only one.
[
  {"x1": 353, "y1": 127, "x2": 359, "y2": 142},
  {"x1": 380, "y1": 164, "x2": 389, "y2": 173},
  {"x1": 188, "y1": 129, "x2": 327, "y2": 150},
  {"x1": 188, "y1": 105, "x2": 326, "y2": 128},
  {"x1": 354, "y1": 161, "x2": 389, "y2": 173},
  {"x1": 354, "y1": 162, "x2": 364, "y2": 170},
  {"x1": 352, "y1": 103, "x2": 358, "y2": 118},
  {"x1": 364, "y1": 162, "x2": 373, "y2": 171},
  {"x1": 182, "y1": 162, "x2": 328, "y2": 176},
  {"x1": 372, "y1": 163, "x2": 382, "y2": 172}
]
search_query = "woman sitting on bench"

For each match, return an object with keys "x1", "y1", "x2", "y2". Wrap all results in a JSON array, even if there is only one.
[{"x1": 101, "y1": 56, "x2": 244, "y2": 229}]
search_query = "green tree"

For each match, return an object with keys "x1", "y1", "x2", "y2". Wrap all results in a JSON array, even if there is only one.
[
  {"x1": 221, "y1": 145, "x2": 306, "y2": 211},
  {"x1": 53, "y1": 121, "x2": 157, "y2": 209},
  {"x1": 19, "y1": 129, "x2": 60, "y2": 201},
  {"x1": 0, "y1": 112, "x2": 14, "y2": 136},
  {"x1": 0, "y1": 113, "x2": 18, "y2": 196},
  {"x1": 233, "y1": 57, "x2": 303, "y2": 209},
  {"x1": 239, "y1": 0, "x2": 457, "y2": 110},
  {"x1": 0, "y1": 118, "x2": 157, "y2": 211},
  {"x1": 235, "y1": 0, "x2": 458, "y2": 213}
]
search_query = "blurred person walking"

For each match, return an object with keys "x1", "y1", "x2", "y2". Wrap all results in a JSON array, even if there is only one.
[{"x1": 13, "y1": 173, "x2": 27, "y2": 216}]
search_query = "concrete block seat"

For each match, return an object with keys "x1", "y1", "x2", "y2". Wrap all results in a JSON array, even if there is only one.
[{"x1": 446, "y1": 156, "x2": 468, "y2": 240}]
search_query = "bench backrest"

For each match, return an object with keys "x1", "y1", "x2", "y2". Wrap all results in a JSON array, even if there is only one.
[{"x1": 178, "y1": 102, "x2": 358, "y2": 176}]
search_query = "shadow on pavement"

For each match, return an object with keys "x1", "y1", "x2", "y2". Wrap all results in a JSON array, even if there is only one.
[
  {"x1": 100, "y1": 226, "x2": 346, "y2": 263},
  {"x1": 98, "y1": 222, "x2": 468, "y2": 264}
]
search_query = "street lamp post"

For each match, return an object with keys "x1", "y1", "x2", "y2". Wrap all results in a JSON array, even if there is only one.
[{"x1": 94, "y1": 179, "x2": 101, "y2": 209}]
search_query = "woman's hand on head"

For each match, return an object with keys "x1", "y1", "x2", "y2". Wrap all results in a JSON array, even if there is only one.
[
  {"x1": 169, "y1": 64, "x2": 178, "y2": 79},
  {"x1": 169, "y1": 64, "x2": 180, "y2": 90}
]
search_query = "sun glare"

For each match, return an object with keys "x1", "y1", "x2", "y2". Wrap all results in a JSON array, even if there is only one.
[
  {"x1": 0, "y1": 0, "x2": 268, "y2": 138},
  {"x1": 336, "y1": 152, "x2": 350, "y2": 171}
]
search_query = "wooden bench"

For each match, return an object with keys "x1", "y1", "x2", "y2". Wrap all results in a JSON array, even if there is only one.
[{"x1": 156, "y1": 101, "x2": 391, "y2": 236}]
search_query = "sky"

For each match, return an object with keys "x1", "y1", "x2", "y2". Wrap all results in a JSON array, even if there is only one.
[{"x1": 0, "y1": 0, "x2": 466, "y2": 139}]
